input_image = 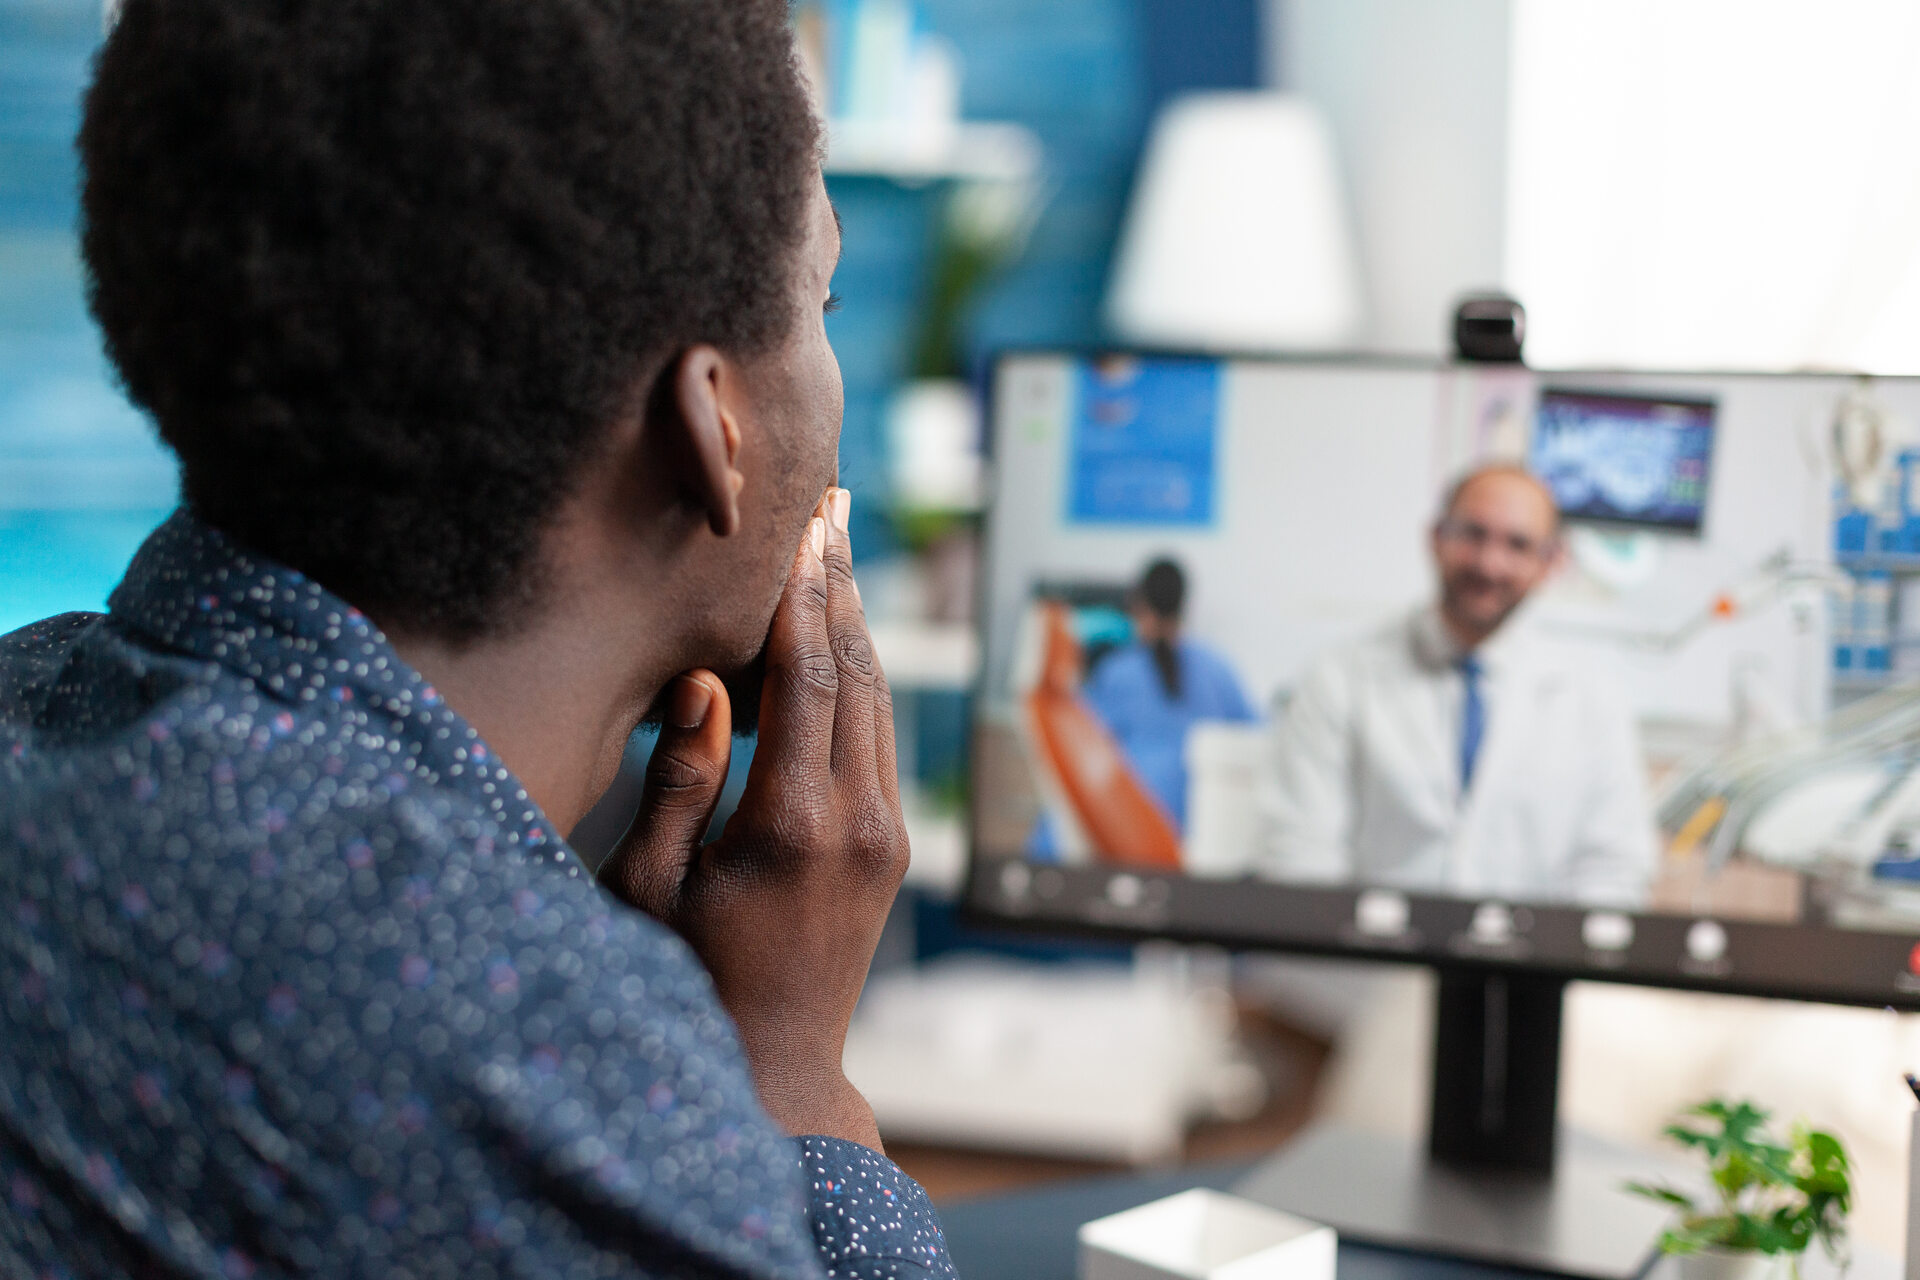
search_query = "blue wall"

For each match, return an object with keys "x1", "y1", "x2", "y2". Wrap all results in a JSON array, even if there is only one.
[
  {"x1": 0, "y1": 0, "x2": 177, "y2": 634},
  {"x1": 824, "y1": 0, "x2": 1152, "y2": 555}
]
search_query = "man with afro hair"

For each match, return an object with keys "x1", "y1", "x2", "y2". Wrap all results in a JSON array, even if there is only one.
[{"x1": 0, "y1": 1, "x2": 954, "y2": 1276}]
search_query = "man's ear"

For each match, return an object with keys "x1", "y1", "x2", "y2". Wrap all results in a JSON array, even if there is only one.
[{"x1": 670, "y1": 345, "x2": 744, "y2": 538}]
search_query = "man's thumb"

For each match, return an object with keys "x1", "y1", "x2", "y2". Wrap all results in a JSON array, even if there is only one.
[{"x1": 600, "y1": 671, "x2": 732, "y2": 917}]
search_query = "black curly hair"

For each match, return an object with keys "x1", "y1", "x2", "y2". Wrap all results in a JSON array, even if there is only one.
[{"x1": 80, "y1": 0, "x2": 820, "y2": 638}]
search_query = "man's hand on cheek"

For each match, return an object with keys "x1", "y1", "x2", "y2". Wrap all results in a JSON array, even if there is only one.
[{"x1": 598, "y1": 488, "x2": 906, "y2": 1152}]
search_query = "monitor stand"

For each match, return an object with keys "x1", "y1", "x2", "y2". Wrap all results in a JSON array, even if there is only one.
[{"x1": 1232, "y1": 970, "x2": 1673, "y2": 1280}]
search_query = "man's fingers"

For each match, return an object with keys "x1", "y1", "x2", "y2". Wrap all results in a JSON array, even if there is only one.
[
  {"x1": 821, "y1": 489, "x2": 879, "y2": 782},
  {"x1": 872, "y1": 662, "x2": 901, "y2": 812},
  {"x1": 751, "y1": 505, "x2": 838, "y2": 794},
  {"x1": 600, "y1": 671, "x2": 732, "y2": 917}
]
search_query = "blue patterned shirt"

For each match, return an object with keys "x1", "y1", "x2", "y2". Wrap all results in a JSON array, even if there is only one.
[{"x1": 0, "y1": 512, "x2": 954, "y2": 1280}]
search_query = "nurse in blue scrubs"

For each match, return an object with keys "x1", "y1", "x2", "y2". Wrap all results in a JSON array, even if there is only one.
[{"x1": 1083, "y1": 558, "x2": 1257, "y2": 831}]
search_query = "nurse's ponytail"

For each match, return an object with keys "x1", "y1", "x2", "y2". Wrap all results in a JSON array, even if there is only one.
[
  {"x1": 1149, "y1": 636, "x2": 1181, "y2": 700},
  {"x1": 1134, "y1": 558, "x2": 1186, "y2": 700}
]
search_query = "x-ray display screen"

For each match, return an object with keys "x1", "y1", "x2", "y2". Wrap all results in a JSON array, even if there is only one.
[{"x1": 1529, "y1": 389, "x2": 1716, "y2": 533}]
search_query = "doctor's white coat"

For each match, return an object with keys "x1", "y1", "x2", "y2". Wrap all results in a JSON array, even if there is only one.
[{"x1": 1255, "y1": 605, "x2": 1657, "y2": 907}]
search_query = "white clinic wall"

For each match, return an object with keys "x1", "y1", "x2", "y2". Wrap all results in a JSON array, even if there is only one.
[
  {"x1": 1506, "y1": 0, "x2": 1920, "y2": 374},
  {"x1": 985, "y1": 355, "x2": 1920, "y2": 728},
  {"x1": 1269, "y1": 0, "x2": 1920, "y2": 370},
  {"x1": 1268, "y1": 0, "x2": 1515, "y2": 355}
]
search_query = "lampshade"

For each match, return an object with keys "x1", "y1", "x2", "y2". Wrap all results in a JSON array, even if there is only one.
[{"x1": 1106, "y1": 93, "x2": 1362, "y2": 352}]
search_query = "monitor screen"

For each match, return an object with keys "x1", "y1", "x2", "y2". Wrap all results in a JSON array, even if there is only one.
[
  {"x1": 967, "y1": 350, "x2": 1920, "y2": 1010},
  {"x1": 1528, "y1": 388, "x2": 1716, "y2": 533}
]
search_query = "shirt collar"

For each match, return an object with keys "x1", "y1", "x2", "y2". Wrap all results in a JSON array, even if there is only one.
[
  {"x1": 111, "y1": 509, "x2": 384, "y2": 686},
  {"x1": 107, "y1": 509, "x2": 574, "y2": 865}
]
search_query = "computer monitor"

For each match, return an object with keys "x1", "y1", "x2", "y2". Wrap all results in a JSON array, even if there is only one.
[
  {"x1": 1530, "y1": 387, "x2": 1717, "y2": 534},
  {"x1": 965, "y1": 349, "x2": 1920, "y2": 1278}
]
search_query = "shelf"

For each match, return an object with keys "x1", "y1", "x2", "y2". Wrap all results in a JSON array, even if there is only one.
[
  {"x1": 1835, "y1": 552, "x2": 1920, "y2": 574},
  {"x1": 824, "y1": 119, "x2": 1041, "y2": 184},
  {"x1": 1831, "y1": 670, "x2": 1913, "y2": 691},
  {"x1": 868, "y1": 619, "x2": 978, "y2": 691}
]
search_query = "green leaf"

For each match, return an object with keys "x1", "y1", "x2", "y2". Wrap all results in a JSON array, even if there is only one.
[
  {"x1": 1647, "y1": 1096, "x2": 1857, "y2": 1270},
  {"x1": 1656, "y1": 1229, "x2": 1704, "y2": 1256},
  {"x1": 1649, "y1": 1096, "x2": 1854, "y2": 1263},
  {"x1": 1624, "y1": 1182, "x2": 1698, "y2": 1210},
  {"x1": 1720, "y1": 1101, "x2": 1772, "y2": 1137},
  {"x1": 1664, "y1": 1124, "x2": 1716, "y2": 1151},
  {"x1": 1795, "y1": 1131, "x2": 1850, "y2": 1193}
]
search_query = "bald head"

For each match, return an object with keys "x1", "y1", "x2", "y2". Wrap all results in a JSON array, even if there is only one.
[
  {"x1": 1430, "y1": 463, "x2": 1562, "y2": 650},
  {"x1": 1440, "y1": 463, "x2": 1560, "y2": 533}
]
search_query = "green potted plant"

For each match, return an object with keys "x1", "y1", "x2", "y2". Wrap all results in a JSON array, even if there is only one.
[{"x1": 1625, "y1": 1099, "x2": 1851, "y2": 1280}]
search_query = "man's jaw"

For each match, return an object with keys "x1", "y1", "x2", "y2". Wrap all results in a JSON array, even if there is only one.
[
  {"x1": 717, "y1": 651, "x2": 767, "y2": 739},
  {"x1": 1440, "y1": 580, "x2": 1521, "y2": 649},
  {"x1": 637, "y1": 648, "x2": 767, "y2": 739}
]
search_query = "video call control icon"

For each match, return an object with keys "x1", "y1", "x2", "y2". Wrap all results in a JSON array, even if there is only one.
[
  {"x1": 1469, "y1": 903, "x2": 1515, "y2": 946},
  {"x1": 999, "y1": 862, "x2": 1032, "y2": 902},
  {"x1": 1106, "y1": 874, "x2": 1144, "y2": 909},
  {"x1": 1354, "y1": 890, "x2": 1410, "y2": 938},
  {"x1": 1581, "y1": 911, "x2": 1635, "y2": 952},
  {"x1": 1686, "y1": 920, "x2": 1729, "y2": 965}
]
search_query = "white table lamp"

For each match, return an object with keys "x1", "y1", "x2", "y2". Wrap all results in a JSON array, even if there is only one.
[{"x1": 1107, "y1": 92, "x2": 1362, "y2": 352}]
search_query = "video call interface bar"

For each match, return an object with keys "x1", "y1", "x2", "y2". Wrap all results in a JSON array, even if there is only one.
[{"x1": 966, "y1": 857, "x2": 1920, "y2": 1011}]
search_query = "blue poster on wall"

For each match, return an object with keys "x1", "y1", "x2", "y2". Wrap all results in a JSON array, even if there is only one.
[{"x1": 1067, "y1": 356, "x2": 1221, "y2": 526}]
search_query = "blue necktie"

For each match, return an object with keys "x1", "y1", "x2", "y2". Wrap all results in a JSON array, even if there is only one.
[{"x1": 1458, "y1": 654, "x2": 1486, "y2": 795}]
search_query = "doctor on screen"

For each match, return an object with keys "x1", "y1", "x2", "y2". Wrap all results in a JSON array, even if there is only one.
[{"x1": 1256, "y1": 463, "x2": 1657, "y2": 907}]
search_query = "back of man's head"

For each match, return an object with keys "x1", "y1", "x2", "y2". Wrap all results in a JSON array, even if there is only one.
[{"x1": 81, "y1": 0, "x2": 818, "y2": 639}]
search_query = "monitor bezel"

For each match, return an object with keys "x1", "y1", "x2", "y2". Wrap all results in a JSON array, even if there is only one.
[{"x1": 962, "y1": 345, "x2": 1920, "y2": 1014}]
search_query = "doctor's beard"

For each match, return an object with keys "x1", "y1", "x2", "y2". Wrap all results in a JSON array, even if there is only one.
[{"x1": 1439, "y1": 566, "x2": 1529, "y2": 640}]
